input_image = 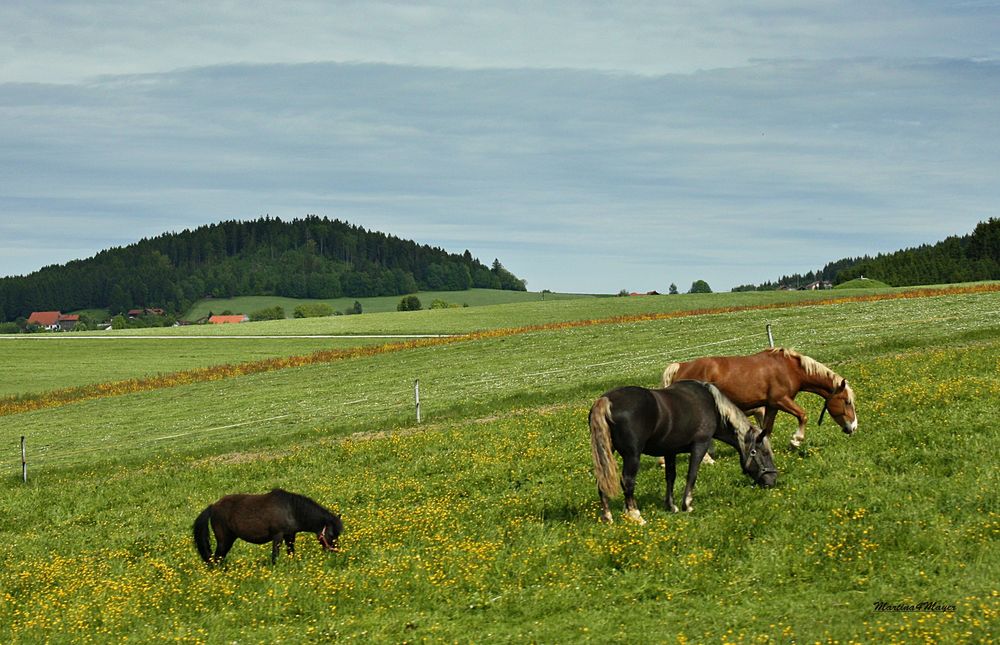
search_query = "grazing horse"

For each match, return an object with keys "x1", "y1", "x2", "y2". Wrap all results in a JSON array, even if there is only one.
[
  {"x1": 589, "y1": 380, "x2": 776, "y2": 524},
  {"x1": 193, "y1": 488, "x2": 342, "y2": 565},
  {"x1": 662, "y1": 348, "x2": 858, "y2": 448}
]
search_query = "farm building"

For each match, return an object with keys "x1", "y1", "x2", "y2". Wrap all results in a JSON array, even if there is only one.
[{"x1": 27, "y1": 311, "x2": 79, "y2": 331}]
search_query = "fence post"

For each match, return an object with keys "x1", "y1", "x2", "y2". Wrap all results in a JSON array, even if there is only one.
[
  {"x1": 21, "y1": 435, "x2": 27, "y2": 483},
  {"x1": 766, "y1": 323, "x2": 775, "y2": 348},
  {"x1": 414, "y1": 379, "x2": 421, "y2": 424}
]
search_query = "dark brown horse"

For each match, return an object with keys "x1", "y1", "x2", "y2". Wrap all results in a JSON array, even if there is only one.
[
  {"x1": 590, "y1": 380, "x2": 776, "y2": 524},
  {"x1": 662, "y1": 348, "x2": 858, "y2": 448},
  {"x1": 193, "y1": 488, "x2": 342, "y2": 565}
]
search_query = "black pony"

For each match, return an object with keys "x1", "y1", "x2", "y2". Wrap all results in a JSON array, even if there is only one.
[
  {"x1": 589, "y1": 380, "x2": 777, "y2": 524},
  {"x1": 193, "y1": 488, "x2": 343, "y2": 565}
]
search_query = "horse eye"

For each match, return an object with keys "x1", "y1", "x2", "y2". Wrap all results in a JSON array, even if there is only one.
[{"x1": 750, "y1": 449, "x2": 757, "y2": 456}]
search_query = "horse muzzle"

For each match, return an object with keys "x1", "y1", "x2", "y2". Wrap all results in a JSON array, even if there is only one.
[
  {"x1": 317, "y1": 527, "x2": 340, "y2": 552},
  {"x1": 758, "y1": 471, "x2": 777, "y2": 488}
]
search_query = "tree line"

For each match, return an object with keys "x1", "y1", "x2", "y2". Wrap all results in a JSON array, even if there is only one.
[
  {"x1": 0, "y1": 216, "x2": 527, "y2": 322},
  {"x1": 732, "y1": 218, "x2": 998, "y2": 291}
]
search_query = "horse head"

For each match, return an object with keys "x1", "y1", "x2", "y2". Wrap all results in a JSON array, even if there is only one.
[
  {"x1": 317, "y1": 515, "x2": 343, "y2": 552},
  {"x1": 742, "y1": 429, "x2": 777, "y2": 488},
  {"x1": 819, "y1": 379, "x2": 858, "y2": 435}
]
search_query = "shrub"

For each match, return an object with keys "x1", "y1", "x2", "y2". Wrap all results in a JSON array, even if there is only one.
[
  {"x1": 293, "y1": 303, "x2": 335, "y2": 318},
  {"x1": 397, "y1": 295, "x2": 422, "y2": 311},
  {"x1": 250, "y1": 306, "x2": 286, "y2": 321}
]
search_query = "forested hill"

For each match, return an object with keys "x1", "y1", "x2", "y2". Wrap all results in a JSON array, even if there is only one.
[
  {"x1": 733, "y1": 218, "x2": 999, "y2": 291},
  {"x1": 0, "y1": 217, "x2": 526, "y2": 321}
]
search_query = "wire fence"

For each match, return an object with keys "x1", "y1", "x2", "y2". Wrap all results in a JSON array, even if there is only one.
[{"x1": 5, "y1": 294, "x2": 997, "y2": 479}]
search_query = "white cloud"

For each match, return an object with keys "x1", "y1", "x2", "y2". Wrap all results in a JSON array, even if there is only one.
[{"x1": 1, "y1": 4, "x2": 998, "y2": 292}]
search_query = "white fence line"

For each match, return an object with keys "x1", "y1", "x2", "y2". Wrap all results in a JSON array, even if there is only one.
[{"x1": 6, "y1": 301, "x2": 995, "y2": 477}]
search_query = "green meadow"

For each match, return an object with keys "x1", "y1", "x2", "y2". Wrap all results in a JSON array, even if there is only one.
[
  {"x1": 180, "y1": 288, "x2": 596, "y2": 321},
  {"x1": 2, "y1": 286, "x2": 910, "y2": 398},
  {"x1": 1, "y1": 285, "x2": 997, "y2": 643}
]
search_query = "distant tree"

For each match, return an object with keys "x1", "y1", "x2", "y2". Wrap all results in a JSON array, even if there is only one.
[
  {"x1": 352, "y1": 300, "x2": 363, "y2": 315},
  {"x1": 108, "y1": 285, "x2": 130, "y2": 314},
  {"x1": 293, "y1": 303, "x2": 334, "y2": 318},
  {"x1": 617, "y1": 289, "x2": 630, "y2": 297},
  {"x1": 398, "y1": 295, "x2": 422, "y2": 311},
  {"x1": 669, "y1": 283, "x2": 678, "y2": 295},
  {"x1": 111, "y1": 314, "x2": 127, "y2": 329},
  {"x1": 689, "y1": 280, "x2": 712, "y2": 294},
  {"x1": 249, "y1": 306, "x2": 285, "y2": 321}
]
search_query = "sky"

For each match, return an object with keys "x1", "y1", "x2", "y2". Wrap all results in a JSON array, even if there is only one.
[{"x1": 2, "y1": 2, "x2": 999, "y2": 293}]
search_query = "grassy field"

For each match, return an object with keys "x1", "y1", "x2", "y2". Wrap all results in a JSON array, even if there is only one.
[
  {"x1": 1, "y1": 285, "x2": 997, "y2": 642},
  {"x1": 4, "y1": 284, "x2": 992, "y2": 401},
  {"x1": 181, "y1": 288, "x2": 596, "y2": 320}
]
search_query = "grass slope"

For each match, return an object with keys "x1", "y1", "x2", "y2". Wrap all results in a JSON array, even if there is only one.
[
  {"x1": 8, "y1": 285, "x2": 994, "y2": 401},
  {"x1": 182, "y1": 288, "x2": 595, "y2": 320},
  {"x1": 0, "y1": 288, "x2": 997, "y2": 642}
]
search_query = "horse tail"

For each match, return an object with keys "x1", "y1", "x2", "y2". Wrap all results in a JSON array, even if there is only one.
[
  {"x1": 704, "y1": 383, "x2": 752, "y2": 448},
  {"x1": 589, "y1": 396, "x2": 622, "y2": 499},
  {"x1": 661, "y1": 362, "x2": 681, "y2": 387},
  {"x1": 193, "y1": 506, "x2": 213, "y2": 564}
]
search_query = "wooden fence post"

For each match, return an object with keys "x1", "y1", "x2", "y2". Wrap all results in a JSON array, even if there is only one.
[
  {"x1": 766, "y1": 323, "x2": 775, "y2": 348},
  {"x1": 414, "y1": 379, "x2": 421, "y2": 424},
  {"x1": 21, "y1": 435, "x2": 27, "y2": 483}
]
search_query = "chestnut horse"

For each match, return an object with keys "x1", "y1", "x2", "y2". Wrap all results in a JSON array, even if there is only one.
[
  {"x1": 193, "y1": 488, "x2": 342, "y2": 565},
  {"x1": 590, "y1": 380, "x2": 776, "y2": 524},
  {"x1": 661, "y1": 348, "x2": 857, "y2": 448}
]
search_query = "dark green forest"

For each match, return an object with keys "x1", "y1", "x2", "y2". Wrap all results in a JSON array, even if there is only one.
[
  {"x1": 0, "y1": 216, "x2": 526, "y2": 321},
  {"x1": 732, "y1": 218, "x2": 999, "y2": 291}
]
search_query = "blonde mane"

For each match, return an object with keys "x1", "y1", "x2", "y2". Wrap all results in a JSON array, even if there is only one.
[
  {"x1": 705, "y1": 383, "x2": 753, "y2": 454},
  {"x1": 768, "y1": 348, "x2": 854, "y2": 402}
]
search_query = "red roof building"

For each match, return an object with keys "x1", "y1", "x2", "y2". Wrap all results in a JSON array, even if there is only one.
[
  {"x1": 27, "y1": 311, "x2": 80, "y2": 330},
  {"x1": 28, "y1": 311, "x2": 62, "y2": 328}
]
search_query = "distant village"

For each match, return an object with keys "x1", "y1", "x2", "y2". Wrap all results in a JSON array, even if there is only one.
[{"x1": 23, "y1": 308, "x2": 248, "y2": 332}]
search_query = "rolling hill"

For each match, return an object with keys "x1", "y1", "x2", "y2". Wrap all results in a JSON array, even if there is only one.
[{"x1": 0, "y1": 216, "x2": 527, "y2": 322}]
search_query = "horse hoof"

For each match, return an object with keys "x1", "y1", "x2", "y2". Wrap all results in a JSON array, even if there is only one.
[
  {"x1": 599, "y1": 513, "x2": 614, "y2": 524},
  {"x1": 624, "y1": 510, "x2": 646, "y2": 525},
  {"x1": 669, "y1": 505, "x2": 679, "y2": 513},
  {"x1": 702, "y1": 453, "x2": 716, "y2": 465}
]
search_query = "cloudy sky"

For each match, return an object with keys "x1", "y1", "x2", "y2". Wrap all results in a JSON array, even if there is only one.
[{"x1": 2, "y1": 2, "x2": 998, "y2": 293}]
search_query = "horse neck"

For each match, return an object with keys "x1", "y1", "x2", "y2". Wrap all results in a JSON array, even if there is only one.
[
  {"x1": 795, "y1": 363, "x2": 841, "y2": 399},
  {"x1": 285, "y1": 494, "x2": 330, "y2": 531}
]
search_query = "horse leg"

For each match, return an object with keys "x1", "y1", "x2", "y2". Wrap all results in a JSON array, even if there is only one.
[
  {"x1": 681, "y1": 443, "x2": 710, "y2": 512},
  {"x1": 701, "y1": 442, "x2": 716, "y2": 465},
  {"x1": 663, "y1": 453, "x2": 679, "y2": 512},
  {"x1": 271, "y1": 536, "x2": 283, "y2": 564},
  {"x1": 621, "y1": 454, "x2": 645, "y2": 525},
  {"x1": 285, "y1": 534, "x2": 296, "y2": 556},
  {"x1": 774, "y1": 397, "x2": 809, "y2": 447},
  {"x1": 212, "y1": 526, "x2": 236, "y2": 564},
  {"x1": 598, "y1": 486, "x2": 614, "y2": 524}
]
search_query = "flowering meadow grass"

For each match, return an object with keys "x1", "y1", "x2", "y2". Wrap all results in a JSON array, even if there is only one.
[{"x1": 0, "y1": 286, "x2": 997, "y2": 642}]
